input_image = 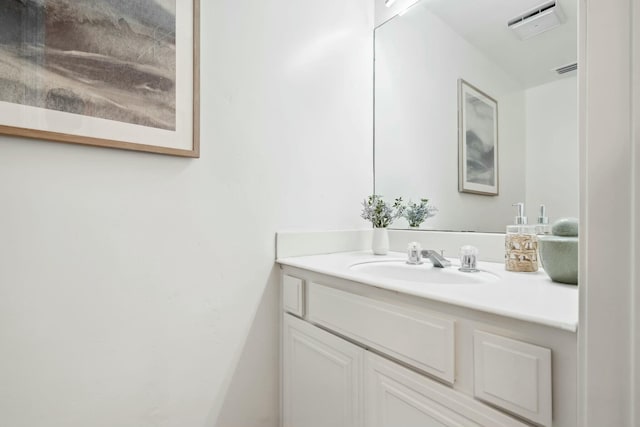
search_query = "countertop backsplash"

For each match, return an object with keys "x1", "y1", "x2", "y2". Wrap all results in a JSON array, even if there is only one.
[{"x1": 276, "y1": 229, "x2": 505, "y2": 262}]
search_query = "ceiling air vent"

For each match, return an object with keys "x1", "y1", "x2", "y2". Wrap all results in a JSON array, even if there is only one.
[
  {"x1": 554, "y1": 62, "x2": 578, "y2": 75},
  {"x1": 507, "y1": 1, "x2": 565, "y2": 40}
]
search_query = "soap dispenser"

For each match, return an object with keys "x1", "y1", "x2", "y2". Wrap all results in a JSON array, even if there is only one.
[{"x1": 505, "y1": 202, "x2": 539, "y2": 272}]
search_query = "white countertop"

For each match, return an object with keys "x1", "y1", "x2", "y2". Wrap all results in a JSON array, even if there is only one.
[{"x1": 277, "y1": 251, "x2": 578, "y2": 332}]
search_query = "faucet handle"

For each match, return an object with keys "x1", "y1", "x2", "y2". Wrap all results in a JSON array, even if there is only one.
[
  {"x1": 459, "y1": 245, "x2": 479, "y2": 273},
  {"x1": 407, "y1": 242, "x2": 423, "y2": 265}
]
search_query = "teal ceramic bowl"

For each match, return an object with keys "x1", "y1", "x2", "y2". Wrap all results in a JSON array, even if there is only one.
[{"x1": 538, "y1": 235, "x2": 578, "y2": 285}]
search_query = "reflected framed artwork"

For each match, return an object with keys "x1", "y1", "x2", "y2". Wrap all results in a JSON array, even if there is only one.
[
  {"x1": 458, "y1": 79, "x2": 498, "y2": 195},
  {"x1": 0, "y1": 0, "x2": 200, "y2": 157}
]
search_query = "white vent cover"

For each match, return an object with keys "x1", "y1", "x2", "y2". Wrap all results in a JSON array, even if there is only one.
[{"x1": 508, "y1": 1, "x2": 565, "y2": 40}]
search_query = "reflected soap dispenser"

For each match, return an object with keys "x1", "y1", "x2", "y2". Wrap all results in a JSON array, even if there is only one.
[
  {"x1": 505, "y1": 202, "x2": 539, "y2": 272},
  {"x1": 536, "y1": 205, "x2": 551, "y2": 235}
]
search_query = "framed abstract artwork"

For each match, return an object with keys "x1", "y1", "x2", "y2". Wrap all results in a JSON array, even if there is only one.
[
  {"x1": 458, "y1": 79, "x2": 498, "y2": 195},
  {"x1": 0, "y1": 0, "x2": 200, "y2": 157}
]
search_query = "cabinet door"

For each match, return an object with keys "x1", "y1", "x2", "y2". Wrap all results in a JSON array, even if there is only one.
[
  {"x1": 283, "y1": 314, "x2": 364, "y2": 427},
  {"x1": 365, "y1": 352, "x2": 527, "y2": 427}
]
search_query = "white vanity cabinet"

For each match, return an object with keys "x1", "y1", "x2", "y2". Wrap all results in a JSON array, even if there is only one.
[{"x1": 280, "y1": 268, "x2": 577, "y2": 427}]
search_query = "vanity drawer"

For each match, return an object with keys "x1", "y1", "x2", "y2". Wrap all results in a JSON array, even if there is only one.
[
  {"x1": 473, "y1": 330, "x2": 552, "y2": 427},
  {"x1": 307, "y1": 282, "x2": 455, "y2": 383},
  {"x1": 282, "y1": 274, "x2": 304, "y2": 317},
  {"x1": 366, "y1": 352, "x2": 528, "y2": 427}
]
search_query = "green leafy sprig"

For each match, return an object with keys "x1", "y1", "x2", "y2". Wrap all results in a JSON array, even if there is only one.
[
  {"x1": 403, "y1": 198, "x2": 438, "y2": 227},
  {"x1": 361, "y1": 195, "x2": 405, "y2": 228}
]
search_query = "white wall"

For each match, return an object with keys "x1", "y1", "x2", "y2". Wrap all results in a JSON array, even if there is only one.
[
  {"x1": 525, "y1": 76, "x2": 579, "y2": 221},
  {"x1": 0, "y1": 1, "x2": 374, "y2": 426},
  {"x1": 375, "y1": 4, "x2": 526, "y2": 232},
  {"x1": 578, "y1": 0, "x2": 637, "y2": 425}
]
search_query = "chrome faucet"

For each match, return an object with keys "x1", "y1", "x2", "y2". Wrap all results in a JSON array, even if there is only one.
[{"x1": 421, "y1": 249, "x2": 451, "y2": 268}]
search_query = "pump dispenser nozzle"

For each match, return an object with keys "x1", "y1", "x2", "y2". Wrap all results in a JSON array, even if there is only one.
[
  {"x1": 512, "y1": 202, "x2": 527, "y2": 225},
  {"x1": 536, "y1": 204, "x2": 551, "y2": 235},
  {"x1": 538, "y1": 205, "x2": 549, "y2": 225}
]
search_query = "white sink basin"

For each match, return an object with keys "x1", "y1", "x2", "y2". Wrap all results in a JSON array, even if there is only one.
[{"x1": 349, "y1": 260, "x2": 500, "y2": 285}]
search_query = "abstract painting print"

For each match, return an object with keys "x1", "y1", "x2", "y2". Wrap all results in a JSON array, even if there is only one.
[
  {"x1": 458, "y1": 79, "x2": 498, "y2": 195},
  {"x1": 0, "y1": 0, "x2": 199, "y2": 156}
]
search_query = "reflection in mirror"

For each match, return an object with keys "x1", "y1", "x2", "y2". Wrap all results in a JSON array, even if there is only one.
[{"x1": 374, "y1": 0, "x2": 578, "y2": 232}]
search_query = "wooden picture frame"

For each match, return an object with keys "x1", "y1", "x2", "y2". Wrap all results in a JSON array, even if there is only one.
[
  {"x1": 0, "y1": 0, "x2": 200, "y2": 157},
  {"x1": 458, "y1": 79, "x2": 498, "y2": 195}
]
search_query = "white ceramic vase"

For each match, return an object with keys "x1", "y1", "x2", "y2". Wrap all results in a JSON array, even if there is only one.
[{"x1": 372, "y1": 227, "x2": 389, "y2": 255}]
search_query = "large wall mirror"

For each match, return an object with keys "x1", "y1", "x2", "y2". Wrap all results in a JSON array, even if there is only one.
[{"x1": 374, "y1": 0, "x2": 578, "y2": 232}]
